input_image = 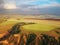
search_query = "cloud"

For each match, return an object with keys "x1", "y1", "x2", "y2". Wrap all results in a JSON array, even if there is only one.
[
  {"x1": 28, "y1": 3, "x2": 60, "y2": 9},
  {"x1": 3, "y1": 3, "x2": 17, "y2": 9},
  {"x1": 0, "y1": 0, "x2": 3, "y2": 4},
  {"x1": 14, "y1": 0, "x2": 60, "y2": 10},
  {"x1": 0, "y1": 0, "x2": 60, "y2": 17},
  {"x1": 0, "y1": 0, "x2": 60, "y2": 9}
]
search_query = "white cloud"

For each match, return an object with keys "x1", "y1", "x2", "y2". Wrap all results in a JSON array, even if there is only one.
[
  {"x1": 23, "y1": 0, "x2": 60, "y2": 9},
  {"x1": 2, "y1": 0, "x2": 17, "y2": 9},
  {"x1": 13, "y1": 0, "x2": 60, "y2": 10},
  {"x1": 1, "y1": 0, "x2": 60, "y2": 9},
  {"x1": 3, "y1": 3, "x2": 17, "y2": 9},
  {"x1": 0, "y1": 0, "x2": 60, "y2": 16}
]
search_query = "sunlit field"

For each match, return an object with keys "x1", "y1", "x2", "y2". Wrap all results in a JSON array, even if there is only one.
[
  {"x1": 0, "y1": 17, "x2": 60, "y2": 33},
  {"x1": 0, "y1": 15, "x2": 60, "y2": 45}
]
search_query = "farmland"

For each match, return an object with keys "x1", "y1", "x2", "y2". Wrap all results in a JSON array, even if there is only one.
[{"x1": 0, "y1": 15, "x2": 60, "y2": 45}]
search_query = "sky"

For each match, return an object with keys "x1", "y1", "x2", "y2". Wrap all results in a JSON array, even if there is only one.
[{"x1": 0, "y1": 0, "x2": 60, "y2": 17}]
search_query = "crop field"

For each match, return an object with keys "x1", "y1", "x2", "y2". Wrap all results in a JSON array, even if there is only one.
[
  {"x1": 0, "y1": 16, "x2": 60, "y2": 45},
  {"x1": 0, "y1": 18, "x2": 60, "y2": 32}
]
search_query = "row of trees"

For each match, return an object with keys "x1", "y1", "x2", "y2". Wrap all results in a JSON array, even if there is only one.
[
  {"x1": 0, "y1": 33, "x2": 59, "y2": 45},
  {"x1": 0, "y1": 22, "x2": 60, "y2": 45}
]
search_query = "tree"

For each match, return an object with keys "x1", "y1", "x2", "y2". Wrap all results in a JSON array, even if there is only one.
[{"x1": 26, "y1": 33, "x2": 36, "y2": 45}]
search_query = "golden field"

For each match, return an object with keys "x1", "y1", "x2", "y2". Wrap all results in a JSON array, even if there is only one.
[{"x1": 0, "y1": 15, "x2": 60, "y2": 45}]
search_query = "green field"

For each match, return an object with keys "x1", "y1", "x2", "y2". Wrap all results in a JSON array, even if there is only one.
[
  {"x1": 23, "y1": 23, "x2": 58, "y2": 32},
  {"x1": 0, "y1": 18, "x2": 60, "y2": 33}
]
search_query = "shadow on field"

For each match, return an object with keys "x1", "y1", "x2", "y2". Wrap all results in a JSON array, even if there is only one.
[{"x1": 0, "y1": 22, "x2": 60, "y2": 45}]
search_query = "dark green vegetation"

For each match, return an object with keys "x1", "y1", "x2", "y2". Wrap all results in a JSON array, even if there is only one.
[
  {"x1": 40, "y1": 34, "x2": 59, "y2": 45},
  {"x1": 0, "y1": 22, "x2": 35, "y2": 41},
  {"x1": 0, "y1": 23, "x2": 21, "y2": 41},
  {"x1": 0, "y1": 22, "x2": 60, "y2": 45},
  {"x1": 26, "y1": 33, "x2": 36, "y2": 45}
]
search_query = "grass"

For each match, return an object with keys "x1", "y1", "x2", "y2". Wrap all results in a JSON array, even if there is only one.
[
  {"x1": 0, "y1": 18, "x2": 60, "y2": 33},
  {"x1": 0, "y1": 15, "x2": 60, "y2": 45},
  {"x1": 0, "y1": 21, "x2": 17, "y2": 26},
  {"x1": 23, "y1": 23, "x2": 58, "y2": 32}
]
